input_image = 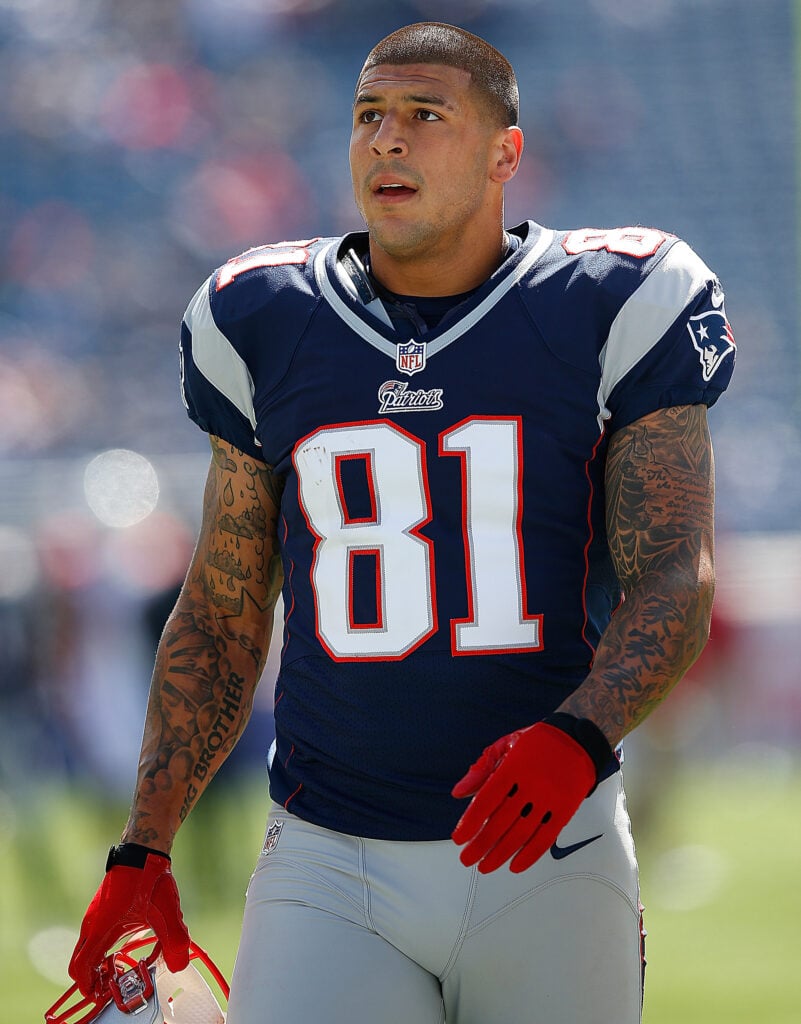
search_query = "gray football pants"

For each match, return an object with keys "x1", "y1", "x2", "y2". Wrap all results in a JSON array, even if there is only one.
[{"x1": 226, "y1": 772, "x2": 644, "y2": 1024}]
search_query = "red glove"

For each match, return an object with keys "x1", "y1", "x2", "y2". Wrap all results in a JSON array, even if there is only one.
[
  {"x1": 69, "y1": 843, "x2": 190, "y2": 997},
  {"x1": 451, "y1": 713, "x2": 613, "y2": 874}
]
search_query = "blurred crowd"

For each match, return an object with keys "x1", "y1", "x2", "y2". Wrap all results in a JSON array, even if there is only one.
[{"x1": 1, "y1": 0, "x2": 799, "y2": 797}]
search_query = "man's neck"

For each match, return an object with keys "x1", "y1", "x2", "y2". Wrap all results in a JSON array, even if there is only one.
[{"x1": 367, "y1": 227, "x2": 510, "y2": 297}]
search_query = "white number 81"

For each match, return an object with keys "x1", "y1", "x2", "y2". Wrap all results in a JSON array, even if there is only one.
[{"x1": 293, "y1": 418, "x2": 543, "y2": 661}]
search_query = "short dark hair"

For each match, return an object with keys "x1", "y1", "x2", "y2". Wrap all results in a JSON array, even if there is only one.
[{"x1": 358, "y1": 22, "x2": 519, "y2": 127}]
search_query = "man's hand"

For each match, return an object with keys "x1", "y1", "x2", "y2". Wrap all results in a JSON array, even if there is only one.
[
  {"x1": 451, "y1": 715, "x2": 612, "y2": 874},
  {"x1": 68, "y1": 844, "x2": 190, "y2": 997}
]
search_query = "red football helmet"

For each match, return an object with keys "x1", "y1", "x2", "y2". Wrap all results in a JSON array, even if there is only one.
[{"x1": 44, "y1": 931, "x2": 229, "y2": 1024}]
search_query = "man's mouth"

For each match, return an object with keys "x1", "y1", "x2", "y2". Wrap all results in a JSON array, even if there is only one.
[{"x1": 374, "y1": 183, "x2": 417, "y2": 198}]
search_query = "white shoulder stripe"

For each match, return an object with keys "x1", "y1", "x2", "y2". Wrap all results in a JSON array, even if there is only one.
[
  {"x1": 597, "y1": 240, "x2": 713, "y2": 425},
  {"x1": 183, "y1": 278, "x2": 258, "y2": 431}
]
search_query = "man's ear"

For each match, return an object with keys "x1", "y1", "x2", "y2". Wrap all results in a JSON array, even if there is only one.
[{"x1": 490, "y1": 126, "x2": 524, "y2": 184}]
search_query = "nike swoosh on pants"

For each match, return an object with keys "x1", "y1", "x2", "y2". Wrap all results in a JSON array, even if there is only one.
[{"x1": 549, "y1": 832, "x2": 604, "y2": 860}]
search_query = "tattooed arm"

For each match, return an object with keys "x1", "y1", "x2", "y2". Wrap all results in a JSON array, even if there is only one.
[
  {"x1": 120, "y1": 436, "x2": 285, "y2": 852},
  {"x1": 558, "y1": 404, "x2": 716, "y2": 748}
]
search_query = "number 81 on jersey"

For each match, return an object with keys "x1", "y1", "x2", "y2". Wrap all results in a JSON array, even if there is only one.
[{"x1": 294, "y1": 418, "x2": 543, "y2": 661}]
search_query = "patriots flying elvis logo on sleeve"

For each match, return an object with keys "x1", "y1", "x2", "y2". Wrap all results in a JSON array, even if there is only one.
[{"x1": 687, "y1": 309, "x2": 736, "y2": 381}]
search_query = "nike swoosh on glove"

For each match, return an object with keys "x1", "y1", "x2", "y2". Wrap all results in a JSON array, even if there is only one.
[
  {"x1": 69, "y1": 844, "x2": 190, "y2": 997},
  {"x1": 451, "y1": 714, "x2": 613, "y2": 874}
]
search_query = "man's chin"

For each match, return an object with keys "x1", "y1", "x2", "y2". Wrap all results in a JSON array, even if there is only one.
[{"x1": 367, "y1": 221, "x2": 434, "y2": 261}]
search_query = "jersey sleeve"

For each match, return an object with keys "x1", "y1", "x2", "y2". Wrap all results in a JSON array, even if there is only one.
[
  {"x1": 179, "y1": 275, "x2": 266, "y2": 461},
  {"x1": 599, "y1": 239, "x2": 735, "y2": 432}
]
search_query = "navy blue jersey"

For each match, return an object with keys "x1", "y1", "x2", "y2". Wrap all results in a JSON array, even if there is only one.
[{"x1": 179, "y1": 222, "x2": 734, "y2": 840}]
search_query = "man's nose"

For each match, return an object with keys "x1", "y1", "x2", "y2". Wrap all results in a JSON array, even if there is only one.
[{"x1": 370, "y1": 115, "x2": 408, "y2": 158}]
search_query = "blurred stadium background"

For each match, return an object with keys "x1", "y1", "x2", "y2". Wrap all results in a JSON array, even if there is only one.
[{"x1": 1, "y1": 0, "x2": 799, "y2": 1021}]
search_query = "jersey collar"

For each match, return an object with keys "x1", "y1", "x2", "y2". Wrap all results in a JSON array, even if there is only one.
[{"x1": 315, "y1": 222, "x2": 554, "y2": 363}]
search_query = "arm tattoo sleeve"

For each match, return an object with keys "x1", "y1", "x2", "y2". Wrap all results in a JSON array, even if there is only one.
[
  {"x1": 124, "y1": 437, "x2": 284, "y2": 848},
  {"x1": 560, "y1": 405, "x2": 716, "y2": 745}
]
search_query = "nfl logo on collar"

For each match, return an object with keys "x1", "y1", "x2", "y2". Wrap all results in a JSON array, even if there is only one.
[{"x1": 396, "y1": 339, "x2": 426, "y2": 376}]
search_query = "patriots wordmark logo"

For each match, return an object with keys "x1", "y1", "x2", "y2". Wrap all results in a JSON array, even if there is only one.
[
  {"x1": 687, "y1": 310, "x2": 736, "y2": 382},
  {"x1": 396, "y1": 339, "x2": 427, "y2": 376},
  {"x1": 262, "y1": 818, "x2": 284, "y2": 855},
  {"x1": 378, "y1": 380, "x2": 444, "y2": 414}
]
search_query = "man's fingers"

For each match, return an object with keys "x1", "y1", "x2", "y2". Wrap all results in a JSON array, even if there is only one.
[
  {"x1": 476, "y1": 816, "x2": 542, "y2": 874},
  {"x1": 150, "y1": 875, "x2": 191, "y2": 972},
  {"x1": 451, "y1": 766, "x2": 488, "y2": 800},
  {"x1": 69, "y1": 925, "x2": 125, "y2": 997},
  {"x1": 451, "y1": 734, "x2": 517, "y2": 800},
  {"x1": 452, "y1": 767, "x2": 518, "y2": 844},
  {"x1": 456, "y1": 794, "x2": 526, "y2": 867}
]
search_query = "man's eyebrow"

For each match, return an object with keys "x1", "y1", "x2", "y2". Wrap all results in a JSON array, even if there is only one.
[{"x1": 353, "y1": 91, "x2": 453, "y2": 109}]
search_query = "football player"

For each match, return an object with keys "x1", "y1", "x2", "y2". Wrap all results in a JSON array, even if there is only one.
[{"x1": 67, "y1": 22, "x2": 735, "y2": 1024}]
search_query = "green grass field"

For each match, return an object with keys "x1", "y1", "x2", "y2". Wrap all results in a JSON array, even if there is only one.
[{"x1": 4, "y1": 760, "x2": 799, "y2": 1023}]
